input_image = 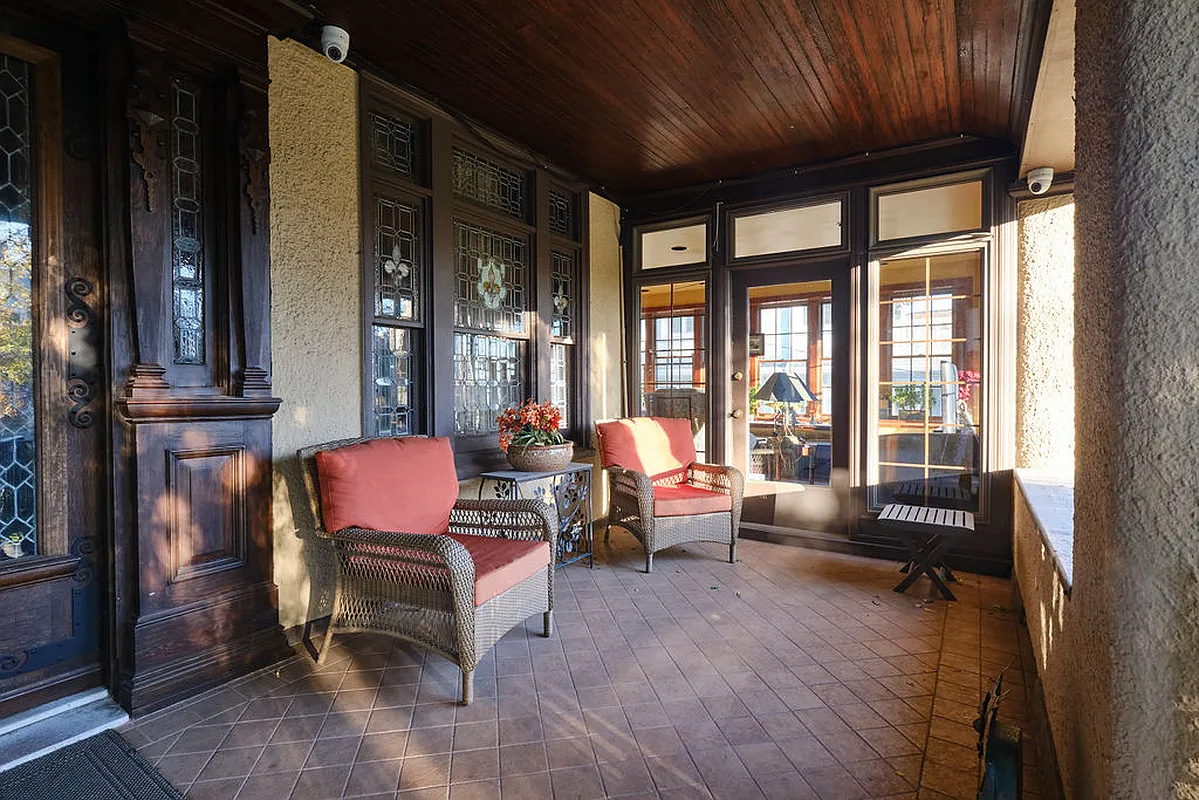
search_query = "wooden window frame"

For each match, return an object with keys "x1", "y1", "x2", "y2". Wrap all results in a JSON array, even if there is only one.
[{"x1": 726, "y1": 192, "x2": 850, "y2": 266}]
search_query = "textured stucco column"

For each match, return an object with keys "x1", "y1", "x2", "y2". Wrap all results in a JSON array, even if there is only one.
[
  {"x1": 1016, "y1": 196, "x2": 1074, "y2": 473},
  {"x1": 1074, "y1": 1, "x2": 1199, "y2": 796}
]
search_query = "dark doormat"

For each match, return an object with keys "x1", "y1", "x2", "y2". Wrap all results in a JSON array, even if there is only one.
[{"x1": 0, "y1": 729, "x2": 182, "y2": 800}]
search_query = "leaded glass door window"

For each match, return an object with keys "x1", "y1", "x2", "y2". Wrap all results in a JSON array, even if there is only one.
[{"x1": 0, "y1": 52, "x2": 36, "y2": 560}]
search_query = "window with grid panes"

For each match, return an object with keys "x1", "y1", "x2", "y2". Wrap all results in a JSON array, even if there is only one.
[
  {"x1": 362, "y1": 105, "x2": 425, "y2": 437},
  {"x1": 638, "y1": 281, "x2": 708, "y2": 460}
]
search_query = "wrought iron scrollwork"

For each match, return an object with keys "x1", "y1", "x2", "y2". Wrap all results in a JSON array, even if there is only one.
[
  {"x1": 71, "y1": 535, "x2": 98, "y2": 584},
  {"x1": 65, "y1": 277, "x2": 98, "y2": 429}
]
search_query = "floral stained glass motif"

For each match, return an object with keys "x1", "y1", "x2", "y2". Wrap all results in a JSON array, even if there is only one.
[
  {"x1": 374, "y1": 195, "x2": 421, "y2": 321},
  {"x1": 551, "y1": 250, "x2": 576, "y2": 341},
  {"x1": 453, "y1": 221, "x2": 527, "y2": 335}
]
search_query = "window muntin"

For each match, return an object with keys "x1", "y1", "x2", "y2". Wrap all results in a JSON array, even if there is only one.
[
  {"x1": 872, "y1": 251, "x2": 983, "y2": 510},
  {"x1": 875, "y1": 180, "x2": 983, "y2": 243},
  {"x1": 639, "y1": 223, "x2": 707, "y2": 269},
  {"x1": 0, "y1": 52, "x2": 36, "y2": 560},
  {"x1": 638, "y1": 280, "x2": 707, "y2": 459},
  {"x1": 548, "y1": 189, "x2": 574, "y2": 239},
  {"x1": 733, "y1": 200, "x2": 842, "y2": 258}
]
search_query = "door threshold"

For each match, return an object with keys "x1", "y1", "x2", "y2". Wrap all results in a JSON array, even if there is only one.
[{"x1": 0, "y1": 689, "x2": 129, "y2": 773}]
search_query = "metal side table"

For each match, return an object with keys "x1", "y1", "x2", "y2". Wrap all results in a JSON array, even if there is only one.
[{"x1": 478, "y1": 462, "x2": 594, "y2": 567}]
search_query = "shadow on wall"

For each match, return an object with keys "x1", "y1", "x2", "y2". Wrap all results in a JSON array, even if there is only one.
[{"x1": 273, "y1": 454, "x2": 335, "y2": 631}]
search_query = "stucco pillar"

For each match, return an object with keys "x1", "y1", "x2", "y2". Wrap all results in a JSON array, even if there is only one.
[{"x1": 1074, "y1": 0, "x2": 1199, "y2": 796}]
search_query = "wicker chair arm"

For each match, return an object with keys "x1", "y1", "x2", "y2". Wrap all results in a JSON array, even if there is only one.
[
  {"x1": 607, "y1": 466, "x2": 657, "y2": 523},
  {"x1": 449, "y1": 499, "x2": 558, "y2": 549},
  {"x1": 688, "y1": 462, "x2": 745, "y2": 501}
]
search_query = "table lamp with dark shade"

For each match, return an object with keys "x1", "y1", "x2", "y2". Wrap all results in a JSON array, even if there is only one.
[{"x1": 758, "y1": 371, "x2": 817, "y2": 440}]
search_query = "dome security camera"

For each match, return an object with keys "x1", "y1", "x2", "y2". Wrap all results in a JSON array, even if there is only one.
[
  {"x1": 1027, "y1": 167, "x2": 1054, "y2": 196},
  {"x1": 321, "y1": 25, "x2": 350, "y2": 64}
]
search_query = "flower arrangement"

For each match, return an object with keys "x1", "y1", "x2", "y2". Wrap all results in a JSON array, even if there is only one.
[
  {"x1": 957, "y1": 370, "x2": 981, "y2": 401},
  {"x1": 496, "y1": 399, "x2": 565, "y2": 453}
]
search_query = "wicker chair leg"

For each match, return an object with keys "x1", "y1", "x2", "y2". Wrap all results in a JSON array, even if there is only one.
[
  {"x1": 316, "y1": 585, "x2": 342, "y2": 665},
  {"x1": 645, "y1": 551, "x2": 653, "y2": 573},
  {"x1": 729, "y1": 538, "x2": 737, "y2": 564},
  {"x1": 461, "y1": 669, "x2": 475, "y2": 705},
  {"x1": 604, "y1": 523, "x2": 611, "y2": 544},
  {"x1": 543, "y1": 611, "x2": 553, "y2": 637}
]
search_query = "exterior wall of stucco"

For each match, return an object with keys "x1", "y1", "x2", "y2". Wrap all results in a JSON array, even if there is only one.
[
  {"x1": 267, "y1": 37, "x2": 362, "y2": 631},
  {"x1": 1015, "y1": 196, "x2": 1075, "y2": 473},
  {"x1": 1073, "y1": 0, "x2": 1199, "y2": 796},
  {"x1": 586, "y1": 193, "x2": 625, "y2": 513}
]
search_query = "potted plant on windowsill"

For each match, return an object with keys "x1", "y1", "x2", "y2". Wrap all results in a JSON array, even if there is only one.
[
  {"x1": 889, "y1": 384, "x2": 926, "y2": 422},
  {"x1": 497, "y1": 399, "x2": 573, "y2": 472}
]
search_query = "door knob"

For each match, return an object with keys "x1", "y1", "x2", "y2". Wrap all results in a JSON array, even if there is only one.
[
  {"x1": 732, "y1": 371, "x2": 744, "y2": 381},
  {"x1": 731, "y1": 409, "x2": 744, "y2": 419}
]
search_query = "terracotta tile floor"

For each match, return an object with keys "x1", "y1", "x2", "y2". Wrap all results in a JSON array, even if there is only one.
[{"x1": 120, "y1": 534, "x2": 1043, "y2": 799}]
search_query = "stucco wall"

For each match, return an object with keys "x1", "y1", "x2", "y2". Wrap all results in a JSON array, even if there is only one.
[
  {"x1": 1016, "y1": 196, "x2": 1075, "y2": 473},
  {"x1": 587, "y1": 193, "x2": 625, "y2": 513},
  {"x1": 1073, "y1": 0, "x2": 1199, "y2": 796},
  {"x1": 268, "y1": 37, "x2": 362, "y2": 631}
]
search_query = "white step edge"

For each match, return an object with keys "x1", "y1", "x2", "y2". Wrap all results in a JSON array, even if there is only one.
[
  {"x1": 0, "y1": 693, "x2": 129, "y2": 774},
  {"x1": 0, "y1": 688, "x2": 111, "y2": 739}
]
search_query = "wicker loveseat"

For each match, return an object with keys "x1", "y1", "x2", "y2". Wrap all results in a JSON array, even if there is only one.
[
  {"x1": 299, "y1": 435, "x2": 556, "y2": 704},
  {"x1": 596, "y1": 417, "x2": 744, "y2": 572}
]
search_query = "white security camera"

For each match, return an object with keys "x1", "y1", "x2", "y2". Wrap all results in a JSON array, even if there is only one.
[
  {"x1": 1027, "y1": 167, "x2": 1054, "y2": 196},
  {"x1": 321, "y1": 25, "x2": 350, "y2": 64}
]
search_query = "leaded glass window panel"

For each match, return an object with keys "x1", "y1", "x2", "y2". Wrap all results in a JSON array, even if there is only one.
[
  {"x1": 0, "y1": 53, "x2": 36, "y2": 560},
  {"x1": 171, "y1": 77, "x2": 205, "y2": 364},
  {"x1": 374, "y1": 195, "x2": 422, "y2": 321},
  {"x1": 371, "y1": 326, "x2": 415, "y2": 436},
  {"x1": 369, "y1": 111, "x2": 416, "y2": 179},
  {"x1": 454, "y1": 221, "x2": 527, "y2": 335},
  {"x1": 549, "y1": 190, "x2": 574, "y2": 238},
  {"x1": 551, "y1": 250, "x2": 576, "y2": 341},
  {"x1": 453, "y1": 333, "x2": 524, "y2": 435},
  {"x1": 451, "y1": 148, "x2": 525, "y2": 219},
  {"x1": 550, "y1": 343, "x2": 569, "y2": 430}
]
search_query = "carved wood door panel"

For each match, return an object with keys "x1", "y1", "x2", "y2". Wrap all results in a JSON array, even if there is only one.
[{"x1": 0, "y1": 26, "x2": 107, "y2": 717}]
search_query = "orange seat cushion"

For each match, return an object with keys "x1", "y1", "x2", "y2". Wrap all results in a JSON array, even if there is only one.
[
  {"x1": 653, "y1": 483, "x2": 732, "y2": 517},
  {"x1": 315, "y1": 437, "x2": 459, "y2": 535},
  {"x1": 596, "y1": 417, "x2": 698, "y2": 484},
  {"x1": 448, "y1": 534, "x2": 551, "y2": 606}
]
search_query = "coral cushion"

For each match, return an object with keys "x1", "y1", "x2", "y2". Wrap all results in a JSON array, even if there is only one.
[
  {"x1": 315, "y1": 437, "x2": 458, "y2": 535},
  {"x1": 653, "y1": 483, "x2": 732, "y2": 517},
  {"x1": 596, "y1": 417, "x2": 698, "y2": 484},
  {"x1": 448, "y1": 534, "x2": 551, "y2": 606}
]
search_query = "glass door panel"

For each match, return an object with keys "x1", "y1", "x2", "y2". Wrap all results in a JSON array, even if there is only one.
[
  {"x1": 637, "y1": 280, "x2": 708, "y2": 459},
  {"x1": 747, "y1": 281, "x2": 833, "y2": 487}
]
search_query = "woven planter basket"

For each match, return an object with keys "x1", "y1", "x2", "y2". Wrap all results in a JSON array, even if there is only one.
[{"x1": 506, "y1": 442, "x2": 573, "y2": 472}]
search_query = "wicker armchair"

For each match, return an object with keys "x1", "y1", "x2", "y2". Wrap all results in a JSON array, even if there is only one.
[
  {"x1": 596, "y1": 418, "x2": 744, "y2": 572},
  {"x1": 299, "y1": 436, "x2": 556, "y2": 704}
]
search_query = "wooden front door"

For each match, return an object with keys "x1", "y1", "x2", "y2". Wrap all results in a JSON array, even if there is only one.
[{"x1": 0, "y1": 23, "x2": 108, "y2": 717}]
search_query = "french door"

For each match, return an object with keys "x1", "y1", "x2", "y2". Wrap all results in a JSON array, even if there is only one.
[
  {"x1": 0, "y1": 28, "x2": 107, "y2": 716},
  {"x1": 730, "y1": 260, "x2": 852, "y2": 537}
]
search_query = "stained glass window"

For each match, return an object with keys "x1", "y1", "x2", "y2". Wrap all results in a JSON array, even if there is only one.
[
  {"x1": 171, "y1": 77, "x2": 205, "y2": 364},
  {"x1": 451, "y1": 148, "x2": 525, "y2": 219},
  {"x1": 371, "y1": 326, "x2": 415, "y2": 436},
  {"x1": 454, "y1": 221, "x2": 527, "y2": 335},
  {"x1": 0, "y1": 53, "x2": 36, "y2": 559},
  {"x1": 550, "y1": 343, "x2": 569, "y2": 431},
  {"x1": 453, "y1": 333, "x2": 524, "y2": 435},
  {"x1": 551, "y1": 250, "x2": 576, "y2": 341},
  {"x1": 369, "y1": 111, "x2": 416, "y2": 179},
  {"x1": 374, "y1": 195, "x2": 422, "y2": 321},
  {"x1": 549, "y1": 190, "x2": 574, "y2": 238}
]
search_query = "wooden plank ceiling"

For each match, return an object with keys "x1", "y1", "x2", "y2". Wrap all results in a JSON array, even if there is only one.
[{"x1": 312, "y1": 0, "x2": 1049, "y2": 196}]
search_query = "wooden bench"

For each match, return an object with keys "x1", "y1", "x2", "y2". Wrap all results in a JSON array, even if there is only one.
[{"x1": 877, "y1": 503, "x2": 975, "y2": 600}]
